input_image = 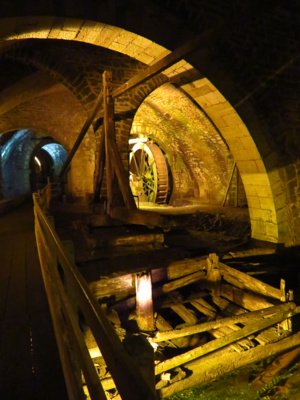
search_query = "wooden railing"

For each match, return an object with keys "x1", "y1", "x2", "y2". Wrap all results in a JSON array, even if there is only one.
[{"x1": 33, "y1": 187, "x2": 157, "y2": 400}]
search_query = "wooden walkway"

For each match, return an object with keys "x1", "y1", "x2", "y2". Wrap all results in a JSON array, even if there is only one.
[{"x1": 0, "y1": 202, "x2": 67, "y2": 399}]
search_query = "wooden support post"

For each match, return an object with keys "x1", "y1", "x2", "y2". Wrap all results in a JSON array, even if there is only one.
[
  {"x1": 206, "y1": 253, "x2": 221, "y2": 297},
  {"x1": 235, "y1": 167, "x2": 239, "y2": 207},
  {"x1": 103, "y1": 71, "x2": 114, "y2": 211},
  {"x1": 102, "y1": 70, "x2": 136, "y2": 211},
  {"x1": 59, "y1": 89, "x2": 103, "y2": 179},
  {"x1": 222, "y1": 162, "x2": 236, "y2": 207},
  {"x1": 135, "y1": 271, "x2": 155, "y2": 332},
  {"x1": 93, "y1": 126, "x2": 106, "y2": 202},
  {"x1": 279, "y1": 279, "x2": 293, "y2": 332}
]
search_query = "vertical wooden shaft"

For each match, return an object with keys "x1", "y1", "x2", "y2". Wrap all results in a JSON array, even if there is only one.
[
  {"x1": 135, "y1": 271, "x2": 155, "y2": 332},
  {"x1": 235, "y1": 167, "x2": 239, "y2": 207},
  {"x1": 222, "y1": 162, "x2": 236, "y2": 207},
  {"x1": 103, "y1": 71, "x2": 114, "y2": 211},
  {"x1": 94, "y1": 126, "x2": 106, "y2": 202},
  {"x1": 102, "y1": 70, "x2": 136, "y2": 210},
  {"x1": 59, "y1": 89, "x2": 103, "y2": 179}
]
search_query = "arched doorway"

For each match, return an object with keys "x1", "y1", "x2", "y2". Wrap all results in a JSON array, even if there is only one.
[{"x1": 1, "y1": 129, "x2": 67, "y2": 198}]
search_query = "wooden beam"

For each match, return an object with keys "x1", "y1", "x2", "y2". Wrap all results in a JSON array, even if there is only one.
[
  {"x1": 155, "y1": 310, "x2": 297, "y2": 375},
  {"x1": 102, "y1": 71, "x2": 136, "y2": 210},
  {"x1": 112, "y1": 32, "x2": 215, "y2": 99},
  {"x1": 103, "y1": 71, "x2": 115, "y2": 209},
  {"x1": 219, "y1": 283, "x2": 275, "y2": 311},
  {"x1": 112, "y1": 269, "x2": 207, "y2": 312},
  {"x1": 150, "y1": 302, "x2": 296, "y2": 343},
  {"x1": 109, "y1": 206, "x2": 162, "y2": 226},
  {"x1": 93, "y1": 108, "x2": 136, "y2": 132},
  {"x1": 222, "y1": 162, "x2": 236, "y2": 207},
  {"x1": 219, "y1": 261, "x2": 283, "y2": 301},
  {"x1": 93, "y1": 126, "x2": 106, "y2": 202},
  {"x1": 59, "y1": 89, "x2": 103, "y2": 179}
]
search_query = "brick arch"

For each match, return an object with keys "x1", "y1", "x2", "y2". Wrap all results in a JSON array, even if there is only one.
[{"x1": 0, "y1": 16, "x2": 285, "y2": 243}]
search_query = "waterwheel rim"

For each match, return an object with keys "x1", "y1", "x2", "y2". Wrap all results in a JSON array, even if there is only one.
[{"x1": 129, "y1": 141, "x2": 169, "y2": 204}]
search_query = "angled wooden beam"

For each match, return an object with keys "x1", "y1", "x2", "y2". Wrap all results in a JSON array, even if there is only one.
[
  {"x1": 59, "y1": 89, "x2": 103, "y2": 178},
  {"x1": 112, "y1": 31, "x2": 215, "y2": 99},
  {"x1": 93, "y1": 108, "x2": 137, "y2": 132}
]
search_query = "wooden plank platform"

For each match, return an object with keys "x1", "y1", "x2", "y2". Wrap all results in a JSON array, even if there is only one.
[{"x1": 0, "y1": 203, "x2": 67, "y2": 399}]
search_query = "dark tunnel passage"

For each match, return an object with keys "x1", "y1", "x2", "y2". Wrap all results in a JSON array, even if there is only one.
[{"x1": 0, "y1": 130, "x2": 67, "y2": 199}]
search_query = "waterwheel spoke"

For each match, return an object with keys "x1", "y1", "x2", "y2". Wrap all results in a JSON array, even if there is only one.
[
  {"x1": 132, "y1": 153, "x2": 142, "y2": 178},
  {"x1": 129, "y1": 141, "x2": 169, "y2": 204}
]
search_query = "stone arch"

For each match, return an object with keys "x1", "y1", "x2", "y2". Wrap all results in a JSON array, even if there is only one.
[{"x1": 0, "y1": 16, "x2": 286, "y2": 243}]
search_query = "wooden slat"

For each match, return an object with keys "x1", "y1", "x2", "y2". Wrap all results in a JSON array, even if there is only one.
[
  {"x1": 219, "y1": 283, "x2": 275, "y2": 310},
  {"x1": 109, "y1": 206, "x2": 162, "y2": 227},
  {"x1": 151, "y1": 303, "x2": 296, "y2": 343},
  {"x1": 219, "y1": 261, "x2": 283, "y2": 300},
  {"x1": 155, "y1": 310, "x2": 296, "y2": 375}
]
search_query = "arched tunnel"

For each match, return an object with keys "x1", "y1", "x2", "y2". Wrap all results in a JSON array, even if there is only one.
[{"x1": 0, "y1": 2, "x2": 300, "y2": 400}]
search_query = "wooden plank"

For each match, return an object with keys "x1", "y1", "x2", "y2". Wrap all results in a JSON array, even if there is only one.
[
  {"x1": 208, "y1": 294, "x2": 254, "y2": 352},
  {"x1": 222, "y1": 247, "x2": 276, "y2": 260},
  {"x1": 170, "y1": 303, "x2": 198, "y2": 326},
  {"x1": 155, "y1": 310, "x2": 297, "y2": 375},
  {"x1": 212, "y1": 293, "x2": 287, "y2": 346},
  {"x1": 219, "y1": 261, "x2": 283, "y2": 301},
  {"x1": 112, "y1": 269, "x2": 207, "y2": 312},
  {"x1": 109, "y1": 206, "x2": 162, "y2": 227},
  {"x1": 158, "y1": 270, "x2": 207, "y2": 296},
  {"x1": 190, "y1": 298, "x2": 217, "y2": 319},
  {"x1": 151, "y1": 303, "x2": 296, "y2": 343},
  {"x1": 202, "y1": 282, "x2": 275, "y2": 311},
  {"x1": 87, "y1": 257, "x2": 206, "y2": 307}
]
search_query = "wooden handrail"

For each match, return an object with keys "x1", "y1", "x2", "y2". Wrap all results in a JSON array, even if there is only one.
[{"x1": 33, "y1": 191, "x2": 157, "y2": 400}]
